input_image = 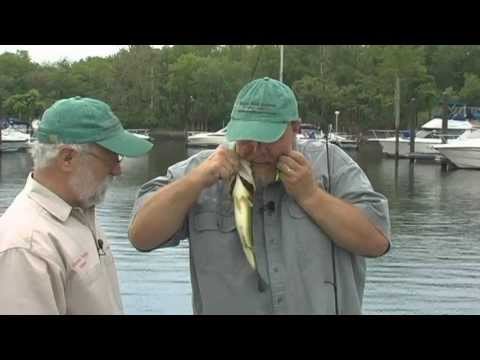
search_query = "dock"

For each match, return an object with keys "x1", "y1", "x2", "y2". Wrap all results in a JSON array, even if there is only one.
[{"x1": 405, "y1": 152, "x2": 440, "y2": 161}]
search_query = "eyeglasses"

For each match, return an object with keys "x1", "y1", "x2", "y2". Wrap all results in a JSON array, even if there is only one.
[{"x1": 83, "y1": 151, "x2": 123, "y2": 167}]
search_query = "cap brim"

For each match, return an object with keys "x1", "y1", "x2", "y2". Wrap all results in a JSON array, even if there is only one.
[
  {"x1": 226, "y1": 120, "x2": 288, "y2": 143},
  {"x1": 97, "y1": 130, "x2": 153, "y2": 157}
]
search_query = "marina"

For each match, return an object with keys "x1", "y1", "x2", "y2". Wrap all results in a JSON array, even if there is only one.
[
  {"x1": 2, "y1": 44, "x2": 480, "y2": 314},
  {"x1": 1, "y1": 138, "x2": 479, "y2": 314}
]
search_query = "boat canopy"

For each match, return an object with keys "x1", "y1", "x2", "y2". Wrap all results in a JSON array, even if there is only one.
[{"x1": 421, "y1": 118, "x2": 473, "y2": 130}]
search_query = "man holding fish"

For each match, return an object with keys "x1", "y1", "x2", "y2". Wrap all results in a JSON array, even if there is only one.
[{"x1": 129, "y1": 77, "x2": 391, "y2": 314}]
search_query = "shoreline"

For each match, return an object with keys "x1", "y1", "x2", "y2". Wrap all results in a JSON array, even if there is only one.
[{"x1": 150, "y1": 128, "x2": 186, "y2": 139}]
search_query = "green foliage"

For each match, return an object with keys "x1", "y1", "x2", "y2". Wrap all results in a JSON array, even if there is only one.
[
  {"x1": 459, "y1": 73, "x2": 480, "y2": 105},
  {"x1": 1, "y1": 45, "x2": 480, "y2": 131},
  {"x1": 2, "y1": 89, "x2": 44, "y2": 122}
]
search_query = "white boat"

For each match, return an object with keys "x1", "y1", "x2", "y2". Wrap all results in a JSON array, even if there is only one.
[
  {"x1": 296, "y1": 123, "x2": 322, "y2": 142},
  {"x1": 128, "y1": 129, "x2": 153, "y2": 141},
  {"x1": 133, "y1": 133, "x2": 151, "y2": 140},
  {"x1": 187, "y1": 123, "x2": 358, "y2": 150},
  {"x1": 369, "y1": 118, "x2": 473, "y2": 158},
  {"x1": 0, "y1": 127, "x2": 31, "y2": 152},
  {"x1": 188, "y1": 126, "x2": 320, "y2": 147},
  {"x1": 330, "y1": 132, "x2": 359, "y2": 149},
  {"x1": 432, "y1": 129, "x2": 480, "y2": 169},
  {"x1": 296, "y1": 124, "x2": 359, "y2": 149},
  {"x1": 187, "y1": 127, "x2": 227, "y2": 147}
]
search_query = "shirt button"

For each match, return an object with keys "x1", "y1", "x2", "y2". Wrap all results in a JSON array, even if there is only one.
[
  {"x1": 273, "y1": 267, "x2": 279, "y2": 273},
  {"x1": 277, "y1": 297, "x2": 283, "y2": 304}
]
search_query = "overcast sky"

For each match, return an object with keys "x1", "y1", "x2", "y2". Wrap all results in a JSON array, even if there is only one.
[{"x1": 0, "y1": 45, "x2": 164, "y2": 64}]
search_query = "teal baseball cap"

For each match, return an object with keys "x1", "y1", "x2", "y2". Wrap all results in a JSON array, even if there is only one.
[
  {"x1": 37, "y1": 96, "x2": 153, "y2": 157},
  {"x1": 227, "y1": 77, "x2": 300, "y2": 143}
]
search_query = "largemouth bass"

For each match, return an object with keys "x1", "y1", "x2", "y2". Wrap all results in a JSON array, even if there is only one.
[
  {"x1": 229, "y1": 142, "x2": 280, "y2": 270},
  {"x1": 232, "y1": 159, "x2": 256, "y2": 270}
]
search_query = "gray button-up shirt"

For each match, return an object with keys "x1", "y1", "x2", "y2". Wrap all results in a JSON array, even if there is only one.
[{"x1": 130, "y1": 141, "x2": 390, "y2": 315}]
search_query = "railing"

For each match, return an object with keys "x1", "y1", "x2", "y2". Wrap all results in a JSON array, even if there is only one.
[
  {"x1": 128, "y1": 129, "x2": 151, "y2": 136},
  {"x1": 185, "y1": 130, "x2": 206, "y2": 138},
  {"x1": 367, "y1": 129, "x2": 398, "y2": 139},
  {"x1": 335, "y1": 132, "x2": 359, "y2": 141}
]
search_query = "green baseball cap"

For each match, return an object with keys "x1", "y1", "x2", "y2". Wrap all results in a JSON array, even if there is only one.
[
  {"x1": 227, "y1": 77, "x2": 300, "y2": 143},
  {"x1": 37, "y1": 96, "x2": 153, "y2": 157}
]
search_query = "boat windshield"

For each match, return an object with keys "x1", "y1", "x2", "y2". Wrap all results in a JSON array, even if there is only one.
[
  {"x1": 418, "y1": 129, "x2": 466, "y2": 139},
  {"x1": 416, "y1": 130, "x2": 432, "y2": 138}
]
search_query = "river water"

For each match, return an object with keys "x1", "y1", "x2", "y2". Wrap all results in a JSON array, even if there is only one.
[{"x1": 1, "y1": 139, "x2": 479, "y2": 314}]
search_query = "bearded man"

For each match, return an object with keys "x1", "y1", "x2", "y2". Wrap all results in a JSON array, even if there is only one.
[{"x1": 0, "y1": 97, "x2": 153, "y2": 314}]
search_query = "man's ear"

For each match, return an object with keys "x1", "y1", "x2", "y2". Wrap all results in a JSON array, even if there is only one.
[
  {"x1": 291, "y1": 121, "x2": 301, "y2": 134},
  {"x1": 58, "y1": 148, "x2": 76, "y2": 172}
]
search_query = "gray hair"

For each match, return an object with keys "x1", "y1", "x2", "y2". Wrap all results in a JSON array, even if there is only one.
[{"x1": 29, "y1": 141, "x2": 93, "y2": 171}]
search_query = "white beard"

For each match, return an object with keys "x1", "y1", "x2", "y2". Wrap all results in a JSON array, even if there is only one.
[{"x1": 69, "y1": 163, "x2": 113, "y2": 208}]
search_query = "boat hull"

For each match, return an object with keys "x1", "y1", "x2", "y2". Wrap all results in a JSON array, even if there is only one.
[
  {"x1": 376, "y1": 138, "x2": 440, "y2": 157},
  {"x1": 187, "y1": 135, "x2": 226, "y2": 147},
  {"x1": 335, "y1": 139, "x2": 359, "y2": 150},
  {"x1": 433, "y1": 145, "x2": 480, "y2": 169},
  {"x1": 1, "y1": 127, "x2": 31, "y2": 152},
  {"x1": 0, "y1": 140, "x2": 30, "y2": 152},
  {"x1": 187, "y1": 128, "x2": 227, "y2": 147}
]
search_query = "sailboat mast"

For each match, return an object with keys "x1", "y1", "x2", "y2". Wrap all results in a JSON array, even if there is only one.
[{"x1": 279, "y1": 45, "x2": 284, "y2": 82}]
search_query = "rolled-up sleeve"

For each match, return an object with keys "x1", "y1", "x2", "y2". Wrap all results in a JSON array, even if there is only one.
[
  {"x1": 328, "y1": 148, "x2": 391, "y2": 249},
  {"x1": 0, "y1": 248, "x2": 64, "y2": 315},
  {"x1": 129, "y1": 168, "x2": 189, "y2": 250}
]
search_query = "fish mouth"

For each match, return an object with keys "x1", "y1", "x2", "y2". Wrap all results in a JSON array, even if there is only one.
[
  {"x1": 229, "y1": 159, "x2": 255, "y2": 196},
  {"x1": 251, "y1": 160, "x2": 273, "y2": 165},
  {"x1": 238, "y1": 175, "x2": 255, "y2": 194}
]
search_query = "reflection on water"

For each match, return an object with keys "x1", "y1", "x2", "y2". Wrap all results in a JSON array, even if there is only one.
[{"x1": 1, "y1": 141, "x2": 480, "y2": 314}]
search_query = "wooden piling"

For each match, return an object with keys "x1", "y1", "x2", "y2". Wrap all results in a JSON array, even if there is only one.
[
  {"x1": 409, "y1": 98, "x2": 416, "y2": 165},
  {"x1": 394, "y1": 75, "x2": 400, "y2": 160},
  {"x1": 441, "y1": 96, "x2": 449, "y2": 172}
]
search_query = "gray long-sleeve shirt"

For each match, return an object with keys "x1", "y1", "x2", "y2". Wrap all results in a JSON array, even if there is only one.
[{"x1": 130, "y1": 141, "x2": 391, "y2": 314}]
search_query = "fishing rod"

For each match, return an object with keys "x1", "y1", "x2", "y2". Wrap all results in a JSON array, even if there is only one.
[
  {"x1": 321, "y1": 122, "x2": 339, "y2": 315},
  {"x1": 250, "y1": 46, "x2": 264, "y2": 80}
]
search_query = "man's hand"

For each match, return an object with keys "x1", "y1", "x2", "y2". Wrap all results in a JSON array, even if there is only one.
[
  {"x1": 193, "y1": 144, "x2": 240, "y2": 188},
  {"x1": 277, "y1": 151, "x2": 318, "y2": 204}
]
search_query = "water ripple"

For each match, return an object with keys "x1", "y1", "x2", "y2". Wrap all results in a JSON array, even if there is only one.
[{"x1": 2, "y1": 143, "x2": 480, "y2": 314}]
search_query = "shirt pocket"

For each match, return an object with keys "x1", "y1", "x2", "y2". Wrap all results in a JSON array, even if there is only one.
[
  {"x1": 193, "y1": 210, "x2": 218, "y2": 231},
  {"x1": 193, "y1": 210, "x2": 236, "y2": 233},
  {"x1": 284, "y1": 196, "x2": 332, "y2": 272},
  {"x1": 191, "y1": 206, "x2": 243, "y2": 271},
  {"x1": 70, "y1": 258, "x2": 103, "y2": 288},
  {"x1": 66, "y1": 259, "x2": 103, "y2": 312}
]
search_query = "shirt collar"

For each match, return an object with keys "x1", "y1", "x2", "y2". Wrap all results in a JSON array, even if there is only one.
[{"x1": 25, "y1": 172, "x2": 73, "y2": 222}]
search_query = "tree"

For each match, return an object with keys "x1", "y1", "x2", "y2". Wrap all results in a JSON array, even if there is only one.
[
  {"x1": 0, "y1": 51, "x2": 38, "y2": 117},
  {"x1": 2, "y1": 89, "x2": 45, "y2": 129},
  {"x1": 459, "y1": 73, "x2": 480, "y2": 106},
  {"x1": 106, "y1": 46, "x2": 158, "y2": 128},
  {"x1": 293, "y1": 75, "x2": 342, "y2": 127},
  {"x1": 2, "y1": 45, "x2": 480, "y2": 131}
]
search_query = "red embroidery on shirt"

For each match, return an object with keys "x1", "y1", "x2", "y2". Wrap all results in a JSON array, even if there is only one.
[{"x1": 73, "y1": 252, "x2": 89, "y2": 270}]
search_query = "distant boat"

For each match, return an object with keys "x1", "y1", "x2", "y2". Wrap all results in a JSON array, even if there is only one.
[
  {"x1": 369, "y1": 118, "x2": 474, "y2": 158},
  {"x1": 187, "y1": 127, "x2": 227, "y2": 147},
  {"x1": 296, "y1": 123, "x2": 321, "y2": 141},
  {"x1": 329, "y1": 132, "x2": 360, "y2": 150},
  {"x1": 433, "y1": 129, "x2": 480, "y2": 169},
  {"x1": 186, "y1": 123, "x2": 359, "y2": 150},
  {"x1": 296, "y1": 124, "x2": 359, "y2": 149},
  {"x1": 0, "y1": 127, "x2": 31, "y2": 152},
  {"x1": 128, "y1": 129, "x2": 153, "y2": 141}
]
